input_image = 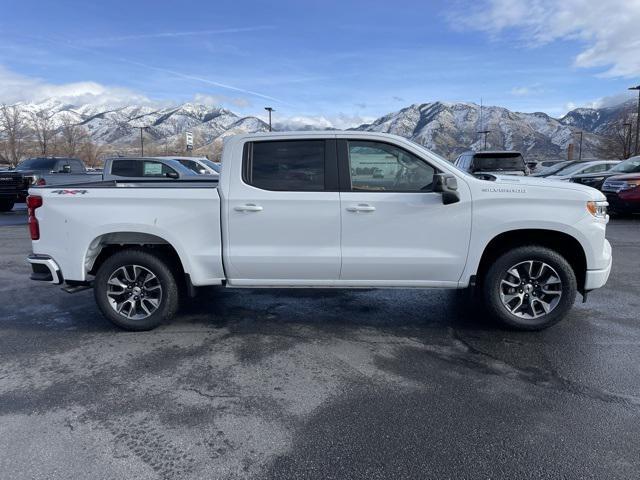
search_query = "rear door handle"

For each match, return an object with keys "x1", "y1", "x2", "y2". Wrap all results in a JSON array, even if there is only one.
[
  {"x1": 234, "y1": 203, "x2": 263, "y2": 212},
  {"x1": 346, "y1": 204, "x2": 376, "y2": 213}
]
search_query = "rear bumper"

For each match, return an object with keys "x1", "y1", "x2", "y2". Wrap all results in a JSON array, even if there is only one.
[
  {"x1": 27, "y1": 254, "x2": 63, "y2": 285},
  {"x1": 584, "y1": 240, "x2": 612, "y2": 290}
]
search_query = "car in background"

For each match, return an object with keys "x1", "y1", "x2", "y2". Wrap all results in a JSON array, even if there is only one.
[
  {"x1": 531, "y1": 160, "x2": 578, "y2": 177},
  {"x1": 100, "y1": 157, "x2": 215, "y2": 181},
  {"x1": 0, "y1": 157, "x2": 100, "y2": 211},
  {"x1": 154, "y1": 156, "x2": 220, "y2": 175},
  {"x1": 545, "y1": 160, "x2": 620, "y2": 181},
  {"x1": 601, "y1": 170, "x2": 640, "y2": 214},
  {"x1": 571, "y1": 156, "x2": 640, "y2": 190},
  {"x1": 454, "y1": 151, "x2": 528, "y2": 176}
]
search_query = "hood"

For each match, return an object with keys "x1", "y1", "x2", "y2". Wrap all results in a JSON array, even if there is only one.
[
  {"x1": 606, "y1": 172, "x2": 640, "y2": 181},
  {"x1": 487, "y1": 174, "x2": 606, "y2": 200}
]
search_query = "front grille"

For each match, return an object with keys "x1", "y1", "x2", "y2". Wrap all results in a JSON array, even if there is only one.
[
  {"x1": 602, "y1": 181, "x2": 627, "y2": 193},
  {"x1": 0, "y1": 174, "x2": 25, "y2": 192}
]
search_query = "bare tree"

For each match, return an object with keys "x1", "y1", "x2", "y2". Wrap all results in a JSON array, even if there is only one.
[
  {"x1": 58, "y1": 114, "x2": 88, "y2": 157},
  {"x1": 79, "y1": 138, "x2": 105, "y2": 168},
  {"x1": 30, "y1": 109, "x2": 56, "y2": 156},
  {"x1": 0, "y1": 104, "x2": 28, "y2": 165},
  {"x1": 597, "y1": 105, "x2": 636, "y2": 159}
]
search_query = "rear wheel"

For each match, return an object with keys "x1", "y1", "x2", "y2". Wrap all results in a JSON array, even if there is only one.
[
  {"x1": 94, "y1": 249, "x2": 178, "y2": 331},
  {"x1": 0, "y1": 200, "x2": 14, "y2": 212},
  {"x1": 483, "y1": 246, "x2": 577, "y2": 330}
]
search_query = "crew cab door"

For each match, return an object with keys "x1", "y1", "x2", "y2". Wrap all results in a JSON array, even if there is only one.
[
  {"x1": 224, "y1": 138, "x2": 341, "y2": 284},
  {"x1": 337, "y1": 138, "x2": 472, "y2": 286}
]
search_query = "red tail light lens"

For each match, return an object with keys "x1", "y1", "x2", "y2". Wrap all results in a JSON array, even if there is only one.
[
  {"x1": 27, "y1": 195, "x2": 43, "y2": 240},
  {"x1": 36, "y1": 178, "x2": 46, "y2": 186}
]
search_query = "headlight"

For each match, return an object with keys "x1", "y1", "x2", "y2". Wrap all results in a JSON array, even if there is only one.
[
  {"x1": 620, "y1": 180, "x2": 640, "y2": 191},
  {"x1": 587, "y1": 200, "x2": 608, "y2": 218}
]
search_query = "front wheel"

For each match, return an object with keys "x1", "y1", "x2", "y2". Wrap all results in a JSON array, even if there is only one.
[
  {"x1": 94, "y1": 249, "x2": 179, "y2": 331},
  {"x1": 482, "y1": 246, "x2": 577, "y2": 330}
]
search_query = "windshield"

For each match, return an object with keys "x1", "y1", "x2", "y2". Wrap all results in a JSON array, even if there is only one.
[
  {"x1": 200, "y1": 159, "x2": 220, "y2": 172},
  {"x1": 472, "y1": 153, "x2": 525, "y2": 171},
  {"x1": 535, "y1": 161, "x2": 572, "y2": 176},
  {"x1": 551, "y1": 162, "x2": 598, "y2": 176},
  {"x1": 609, "y1": 157, "x2": 640, "y2": 173},
  {"x1": 15, "y1": 158, "x2": 57, "y2": 170}
]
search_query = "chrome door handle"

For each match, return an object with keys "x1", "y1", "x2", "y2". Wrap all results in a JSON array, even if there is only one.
[
  {"x1": 346, "y1": 204, "x2": 376, "y2": 213},
  {"x1": 234, "y1": 203, "x2": 263, "y2": 212}
]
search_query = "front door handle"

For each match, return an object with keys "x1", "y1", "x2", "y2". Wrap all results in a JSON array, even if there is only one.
[
  {"x1": 346, "y1": 204, "x2": 376, "y2": 213},
  {"x1": 235, "y1": 203, "x2": 263, "y2": 212}
]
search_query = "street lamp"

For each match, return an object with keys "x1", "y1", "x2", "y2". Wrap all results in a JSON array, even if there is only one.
[
  {"x1": 623, "y1": 122, "x2": 632, "y2": 158},
  {"x1": 264, "y1": 107, "x2": 275, "y2": 132},
  {"x1": 629, "y1": 85, "x2": 640, "y2": 156},
  {"x1": 135, "y1": 126, "x2": 150, "y2": 156},
  {"x1": 477, "y1": 130, "x2": 490, "y2": 150}
]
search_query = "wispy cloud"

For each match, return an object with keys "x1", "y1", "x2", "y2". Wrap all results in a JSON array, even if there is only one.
[
  {"x1": 449, "y1": 0, "x2": 640, "y2": 77},
  {"x1": 87, "y1": 26, "x2": 275, "y2": 44}
]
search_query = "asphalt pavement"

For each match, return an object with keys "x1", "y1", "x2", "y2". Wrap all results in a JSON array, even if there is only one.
[{"x1": 0, "y1": 214, "x2": 639, "y2": 479}]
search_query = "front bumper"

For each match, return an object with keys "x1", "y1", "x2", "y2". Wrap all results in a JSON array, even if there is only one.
[
  {"x1": 584, "y1": 240, "x2": 612, "y2": 290},
  {"x1": 27, "y1": 254, "x2": 63, "y2": 285}
]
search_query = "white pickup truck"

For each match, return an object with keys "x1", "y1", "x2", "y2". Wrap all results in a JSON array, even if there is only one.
[{"x1": 26, "y1": 132, "x2": 612, "y2": 331}]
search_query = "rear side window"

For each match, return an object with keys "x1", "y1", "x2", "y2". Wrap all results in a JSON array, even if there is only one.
[
  {"x1": 244, "y1": 140, "x2": 325, "y2": 191},
  {"x1": 111, "y1": 160, "x2": 139, "y2": 177}
]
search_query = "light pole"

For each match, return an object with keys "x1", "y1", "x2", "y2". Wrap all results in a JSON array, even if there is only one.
[
  {"x1": 575, "y1": 131, "x2": 583, "y2": 161},
  {"x1": 264, "y1": 107, "x2": 274, "y2": 132},
  {"x1": 623, "y1": 122, "x2": 632, "y2": 158},
  {"x1": 477, "y1": 130, "x2": 490, "y2": 150},
  {"x1": 629, "y1": 85, "x2": 640, "y2": 156},
  {"x1": 135, "y1": 126, "x2": 149, "y2": 156}
]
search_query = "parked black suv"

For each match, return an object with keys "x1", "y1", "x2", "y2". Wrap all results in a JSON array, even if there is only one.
[{"x1": 454, "y1": 151, "x2": 528, "y2": 177}]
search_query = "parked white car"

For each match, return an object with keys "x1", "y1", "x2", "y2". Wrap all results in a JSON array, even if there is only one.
[
  {"x1": 26, "y1": 132, "x2": 612, "y2": 331},
  {"x1": 154, "y1": 156, "x2": 220, "y2": 176},
  {"x1": 546, "y1": 160, "x2": 619, "y2": 181}
]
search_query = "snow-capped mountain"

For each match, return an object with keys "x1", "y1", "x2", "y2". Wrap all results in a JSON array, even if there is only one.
[
  {"x1": 6, "y1": 97, "x2": 631, "y2": 160},
  {"x1": 353, "y1": 101, "x2": 620, "y2": 161}
]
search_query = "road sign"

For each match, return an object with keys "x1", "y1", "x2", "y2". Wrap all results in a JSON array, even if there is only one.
[{"x1": 185, "y1": 131, "x2": 193, "y2": 151}]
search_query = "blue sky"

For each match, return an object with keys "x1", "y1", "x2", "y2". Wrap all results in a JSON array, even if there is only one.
[{"x1": 1, "y1": 0, "x2": 639, "y2": 126}]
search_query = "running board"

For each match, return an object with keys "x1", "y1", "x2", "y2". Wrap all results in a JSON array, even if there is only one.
[{"x1": 62, "y1": 281, "x2": 93, "y2": 294}]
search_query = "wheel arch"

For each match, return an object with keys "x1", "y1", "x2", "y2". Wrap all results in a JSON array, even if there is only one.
[
  {"x1": 85, "y1": 232, "x2": 187, "y2": 281},
  {"x1": 475, "y1": 229, "x2": 587, "y2": 293}
]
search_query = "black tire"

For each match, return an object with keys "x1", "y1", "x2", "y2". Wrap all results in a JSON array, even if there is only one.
[
  {"x1": 482, "y1": 246, "x2": 577, "y2": 331},
  {"x1": 94, "y1": 249, "x2": 179, "y2": 331},
  {"x1": 0, "y1": 200, "x2": 14, "y2": 212}
]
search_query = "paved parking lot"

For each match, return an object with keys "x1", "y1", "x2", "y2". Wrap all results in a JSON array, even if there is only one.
[{"x1": 1, "y1": 210, "x2": 639, "y2": 479}]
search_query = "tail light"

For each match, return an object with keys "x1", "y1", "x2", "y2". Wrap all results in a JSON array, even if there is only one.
[
  {"x1": 27, "y1": 195, "x2": 43, "y2": 240},
  {"x1": 36, "y1": 178, "x2": 46, "y2": 186}
]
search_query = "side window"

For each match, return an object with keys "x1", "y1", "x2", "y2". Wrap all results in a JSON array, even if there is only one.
[
  {"x1": 70, "y1": 159, "x2": 84, "y2": 173},
  {"x1": 347, "y1": 141, "x2": 436, "y2": 192},
  {"x1": 111, "y1": 160, "x2": 140, "y2": 177},
  {"x1": 584, "y1": 164, "x2": 608, "y2": 174},
  {"x1": 56, "y1": 160, "x2": 71, "y2": 173},
  {"x1": 142, "y1": 161, "x2": 175, "y2": 177},
  {"x1": 244, "y1": 140, "x2": 325, "y2": 191},
  {"x1": 179, "y1": 160, "x2": 200, "y2": 173}
]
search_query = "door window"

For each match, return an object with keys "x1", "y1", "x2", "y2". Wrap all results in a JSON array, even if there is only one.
[
  {"x1": 582, "y1": 164, "x2": 609, "y2": 174},
  {"x1": 244, "y1": 140, "x2": 325, "y2": 191},
  {"x1": 347, "y1": 141, "x2": 436, "y2": 192}
]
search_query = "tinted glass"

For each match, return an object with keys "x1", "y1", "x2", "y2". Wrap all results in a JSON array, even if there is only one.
[
  {"x1": 472, "y1": 154, "x2": 525, "y2": 171},
  {"x1": 15, "y1": 158, "x2": 57, "y2": 170},
  {"x1": 348, "y1": 141, "x2": 436, "y2": 192},
  {"x1": 111, "y1": 160, "x2": 140, "y2": 177},
  {"x1": 247, "y1": 140, "x2": 325, "y2": 191},
  {"x1": 69, "y1": 159, "x2": 84, "y2": 173}
]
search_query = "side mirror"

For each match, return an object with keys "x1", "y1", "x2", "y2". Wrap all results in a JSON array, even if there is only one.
[
  {"x1": 433, "y1": 173, "x2": 460, "y2": 205},
  {"x1": 165, "y1": 171, "x2": 179, "y2": 179}
]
